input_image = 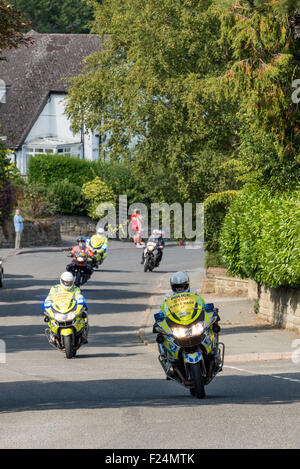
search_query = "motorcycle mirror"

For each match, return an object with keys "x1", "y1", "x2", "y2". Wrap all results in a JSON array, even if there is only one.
[{"x1": 154, "y1": 312, "x2": 165, "y2": 321}]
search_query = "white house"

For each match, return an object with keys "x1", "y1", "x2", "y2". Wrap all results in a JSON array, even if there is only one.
[{"x1": 0, "y1": 32, "x2": 102, "y2": 175}]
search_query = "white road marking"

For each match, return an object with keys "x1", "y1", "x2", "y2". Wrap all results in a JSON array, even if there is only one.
[{"x1": 225, "y1": 365, "x2": 300, "y2": 384}]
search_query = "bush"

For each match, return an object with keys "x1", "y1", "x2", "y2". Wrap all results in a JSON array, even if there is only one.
[
  {"x1": 81, "y1": 176, "x2": 116, "y2": 220},
  {"x1": 219, "y1": 185, "x2": 300, "y2": 288},
  {"x1": 48, "y1": 179, "x2": 87, "y2": 215},
  {"x1": 19, "y1": 183, "x2": 57, "y2": 219},
  {"x1": 28, "y1": 154, "x2": 145, "y2": 205},
  {"x1": 28, "y1": 154, "x2": 95, "y2": 187},
  {"x1": 204, "y1": 190, "x2": 239, "y2": 253}
]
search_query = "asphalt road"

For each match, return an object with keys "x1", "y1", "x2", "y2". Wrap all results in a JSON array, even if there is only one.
[{"x1": 0, "y1": 242, "x2": 299, "y2": 449}]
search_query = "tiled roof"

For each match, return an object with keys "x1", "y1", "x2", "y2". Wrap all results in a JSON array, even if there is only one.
[{"x1": 0, "y1": 32, "x2": 102, "y2": 148}]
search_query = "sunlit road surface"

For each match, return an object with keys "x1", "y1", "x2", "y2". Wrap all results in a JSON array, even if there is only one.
[{"x1": 0, "y1": 242, "x2": 299, "y2": 449}]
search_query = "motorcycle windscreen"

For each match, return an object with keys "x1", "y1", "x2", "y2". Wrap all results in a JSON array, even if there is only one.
[
  {"x1": 51, "y1": 292, "x2": 76, "y2": 313},
  {"x1": 165, "y1": 292, "x2": 202, "y2": 326}
]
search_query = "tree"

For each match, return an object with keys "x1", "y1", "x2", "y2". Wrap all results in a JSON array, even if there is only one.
[
  {"x1": 65, "y1": 0, "x2": 240, "y2": 204},
  {"x1": 12, "y1": 0, "x2": 97, "y2": 34},
  {"x1": 0, "y1": 0, "x2": 32, "y2": 51},
  {"x1": 215, "y1": 0, "x2": 300, "y2": 190}
]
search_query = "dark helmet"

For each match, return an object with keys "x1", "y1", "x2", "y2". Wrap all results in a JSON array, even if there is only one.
[
  {"x1": 170, "y1": 271, "x2": 190, "y2": 292},
  {"x1": 77, "y1": 236, "x2": 86, "y2": 247}
]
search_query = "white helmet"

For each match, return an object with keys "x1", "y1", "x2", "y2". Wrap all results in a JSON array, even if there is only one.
[
  {"x1": 60, "y1": 272, "x2": 74, "y2": 291},
  {"x1": 170, "y1": 271, "x2": 190, "y2": 292},
  {"x1": 96, "y1": 227, "x2": 105, "y2": 235}
]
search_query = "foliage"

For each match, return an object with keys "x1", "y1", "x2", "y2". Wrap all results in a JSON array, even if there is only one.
[
  {"x1": 204, "y1": 250, "x2": 227, "y2": 269},
  {"x1": 215, "y1": 0, "x2": 300, "y2": 190},
  {"x1": 81, "y1": 176, "x2": 116, "y2": 219},
  {"x1": 47, "y1": 179, "x2": 87, "y2": 215},
  {"x1": 219, "y1": 185, "x2": 300, "y2": 288},
  {"x1": 0, "y1": 0, "x2": 32, "y2": 52},
  {"x1": 28, "y1": 153, "x2": 149, "y2": 206},
  {"x1": 204, "y1": 190, "x2": 238, "y2": 253},
  {"x1": 28, "y1": 153, "x2": 95, "y2": 187},
  {"x1": 0, "y1": 181, "x2": 14, "y2": 222},
  {"x1": 65, "y1": 0, "x2": 240, "y2": 204},
  {"x1": 12, "y1": 0, "x2": 97, "y2": 33},
  {"x1": 0, "y1": 142, "x2": 11, "y2": 185},
  {"x1": 19, "y1": 182, "x2": 57, "y2": 219},
  {"x1": 0, "y1": 143, "x2": 19, "y2": 222}
]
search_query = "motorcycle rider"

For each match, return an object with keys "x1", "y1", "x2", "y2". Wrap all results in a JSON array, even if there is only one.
[
  {"x1": 44, "y1": 271, "x2": 88, "y2": 343},
  {"x1": 160, "y1": 271, "x2": 205, "y2": 310},
  {"x1": 66, "y1": 236, "x2": 95, "y2": 280},
  {"x1": 86, "y1": 228, "x2": 108, "y2": 268},
  {"x1": 141, "y1": 229, "x2": 165, "y2": 265},
  {"x1": 155, "y1": 271, "x2": 221, "y2": 377}
]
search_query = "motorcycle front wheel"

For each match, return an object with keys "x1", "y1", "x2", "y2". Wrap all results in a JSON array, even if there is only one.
[
  {"x1": 74, "y1": 270, "x2": 81, "y2": 287},
  {"x1": 189, "y1": 363, "x2": 206, "y2": 399},
  {"x1": 64, "y1": 335, "x2": 74, "y2": 359}
]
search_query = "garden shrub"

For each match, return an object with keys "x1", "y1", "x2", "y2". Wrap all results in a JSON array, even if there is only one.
[
  {"x1": 204, "y1": 190, "x2": 239, "y2": 253},
  {"x1": 81, "y1": 176, "x2": 116, "y2": 220},
  {"x1": 219, "y1": 185, "x2": 300, "y2": 287},
  {"x1": 19, "y1": 182, "x2": 57, "y2": 219},
  {"x1": 47, "y1": 179, "x2": 87, "y2": 215}
]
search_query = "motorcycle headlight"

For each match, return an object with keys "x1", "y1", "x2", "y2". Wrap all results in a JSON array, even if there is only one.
[
  {"x1": 147, "y1": 245, "x2": 154, "y2": 252},
  {"x1": 172, "y1": 322, "x2": 204, "y2": 338},
  {"x1": 53, "y1": 311, "x2": 76, "y2": 322},
  {"x1": 77, "y1": 256, "x2": 84, "y2": 263},
  {"x1": 173, "y1": 327, "x2": 187, "y2": 338}
]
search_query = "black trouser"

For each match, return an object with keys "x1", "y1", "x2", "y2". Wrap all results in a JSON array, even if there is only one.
[{"x1": 154, "y1": 248, "x2": 163, "y2": 265}]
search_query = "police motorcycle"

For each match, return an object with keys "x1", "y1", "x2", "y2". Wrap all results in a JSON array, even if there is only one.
[
  {"x1": 143, "y1": 241, "x2": 157, "y2": 272},
  {"x1": 69, "y1": 251, "x2": 94, "y2": 287},
  {"x1": 143, "y1": 231, "x2": 164, "y2": 272},
  {"x1": 66, "y1": 236, "x2": 95, "y2": 287},
  {"x1": 43, "y1": 290, "x2": 89, "y2": 359},
  {"x1": 85, "y1": 228, "x2": 108, "y2": 270},
  {"x1": 153, "y1": 293, "x2": 224, "y2": 398}
]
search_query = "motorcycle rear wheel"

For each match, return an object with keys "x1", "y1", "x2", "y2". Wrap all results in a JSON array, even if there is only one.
[
  {"x1": 190, "y1": 363, "x2": 206, "y2": 399},
  {"x1": 64, "y1": 335, "x2": 74, "y2": 359}
]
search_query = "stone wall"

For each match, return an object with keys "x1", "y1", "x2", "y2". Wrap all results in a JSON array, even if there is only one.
[
  {"x1": 0, "y1": 219, "x2": 61, "y2": 248},
  {"x1": 255, "y1": 284, "x2": 300, "y2": 332},
  {"x1": 56, "y1": 215, "x2": 97, "y2": 237},
  {"x1": 201, "y1": 274, "x2": 249, "y2": 296},
  {"x1": 201, "y1": 271, "x2": 300, "y2": 333}
]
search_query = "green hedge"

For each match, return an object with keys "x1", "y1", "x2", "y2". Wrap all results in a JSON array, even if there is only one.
[
  {"x1": 204, "y1": 190, "x2": 239, "y2": 253},
  {"x1": 47, "y1": 179, "x2": 87, "y2": 215},
  {"x1": 28, "y1": 154, "x2": 144, "y2": 206},
  {"x1": 219, "y1": 185, "x2": 300, "y2": 288}
]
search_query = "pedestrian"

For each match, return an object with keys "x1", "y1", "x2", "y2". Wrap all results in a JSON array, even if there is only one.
[
  {"x1": 14, "y1": 208, "x2": 24, "y2": 250},
  {"x1": 130, "y1": 209, "x2": 144, "y2": 247}
]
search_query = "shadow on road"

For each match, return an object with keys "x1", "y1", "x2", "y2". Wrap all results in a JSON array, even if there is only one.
[
  {"x1": 0, "y1": 373, "x2": 300, "y2": 414},
  {"x1": 0, "y1": 324, "x2": 143, "y2": 353}
]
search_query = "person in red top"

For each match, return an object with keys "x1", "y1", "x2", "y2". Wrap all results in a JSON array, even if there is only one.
[
  {"x1": 131, "y1": 210, "x2": 144, "y2": 247},
  {"x1": 70, "y1": 236, "x2": 94, "y2": 258}
]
